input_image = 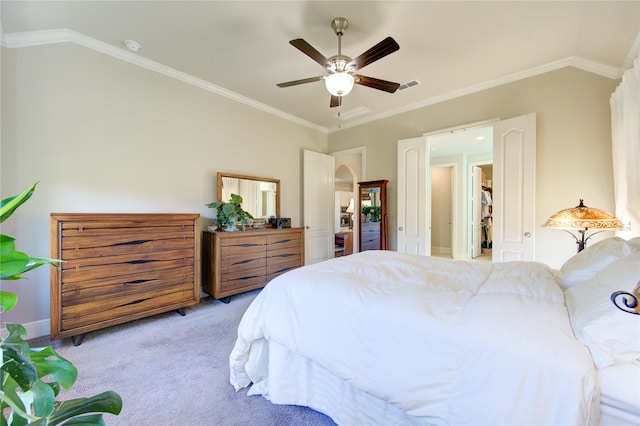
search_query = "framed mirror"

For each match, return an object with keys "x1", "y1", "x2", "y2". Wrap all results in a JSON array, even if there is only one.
[
  {"x1": 217, "y1": 172, "x2": 280, "y2": 219},
  {"x1": 358, "y1": 180, "x2": 388, "y2": 251}
]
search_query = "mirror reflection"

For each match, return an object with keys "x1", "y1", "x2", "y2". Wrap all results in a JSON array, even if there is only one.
[
  {"x1": 358, "y1": 180, "x2": 388, "y2": 251},
  {"x1": 361, "y1": 187, "x2": 382, "y2": 222},
  {"x1": 217, "y1": 172, "x2": 280, "y2": 219}
]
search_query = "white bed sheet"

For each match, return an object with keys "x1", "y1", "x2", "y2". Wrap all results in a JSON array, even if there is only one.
[
  {"x1": 230, "y1": 251, "x2": 599, "y2": 425},
  {"x1": 599, "y1": 361, "x2": 640, "y2": 426}
]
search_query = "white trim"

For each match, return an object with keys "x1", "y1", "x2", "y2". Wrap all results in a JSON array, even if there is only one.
[
  {"x1": 330, "y1": 56, "x2": 621, "y2": 132},
  {"x1": 1, "y1": 318, "x2": 51, "y2": 340},
  {"x1": 1, "y1": 29, "x2": 328, "y2": 134},
  {"x1": 1, "y1": 28, "x2": 626, "y2": 134},
  {"x1": 423, "y1": 118, "x2": 499, "y2": 137}
]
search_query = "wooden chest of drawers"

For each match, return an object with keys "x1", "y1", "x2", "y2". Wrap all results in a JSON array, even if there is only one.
[
  {"x1": 50, "y1": 213, "x2": 200, "y2": 343},
  {"x1": 361, "y1": 221, "x2": 381, "y2": 251},
  {"x1": 202, "y1": 228, "x2": 304, "y2": 300}
]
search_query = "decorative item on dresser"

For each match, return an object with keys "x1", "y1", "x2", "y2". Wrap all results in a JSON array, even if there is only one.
[
  {"x1": 50, "y1": 213, "x2": 200, "y2": 345},
  {"x1": 358, "y1": 180, "x2": 388, "y2": 251},
  {"x1": 202, "y1": 228, "x2": 304, "y2": 302}
]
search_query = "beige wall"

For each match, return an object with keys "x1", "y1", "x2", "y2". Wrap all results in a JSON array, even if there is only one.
[
  {"x1": 328, "y1": 67, "x2": 619, "y2": 268},
  {"x1": 1, "y1": 43, "x2": 327, "y2": 331},
  {"x1": 430, "y1": 166, "x2": 453, "y2": 254}
]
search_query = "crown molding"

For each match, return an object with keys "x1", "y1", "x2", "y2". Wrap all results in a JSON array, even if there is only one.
[
  {"x1": 1, "y1": 29, "x2": 328, "y2": 134},
  {"x1": 329, "y1": 56, "x2": 623, "y2": 133},
  {"x1": 2, "y1": 28, "x2": 626, "y2": 135}
]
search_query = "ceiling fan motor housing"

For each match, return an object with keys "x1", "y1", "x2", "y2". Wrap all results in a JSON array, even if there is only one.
[{"x1": 331, "y1": 17, "x2": 349, "y2": 36}]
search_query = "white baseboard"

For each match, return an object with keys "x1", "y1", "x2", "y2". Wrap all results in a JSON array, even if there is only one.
[{"x1": 1, "y1": 318, "x2": 50, "y2": 340}]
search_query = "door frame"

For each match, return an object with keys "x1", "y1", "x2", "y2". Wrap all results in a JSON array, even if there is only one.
[
  {"x1": 330, "y1": 146, "x2": 366, "y2": 254},
  {"x1": 398, "y1": 116, "x2": 534, "y2": 261}
]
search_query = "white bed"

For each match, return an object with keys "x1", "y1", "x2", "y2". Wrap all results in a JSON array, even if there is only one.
[{"x1": 230, "y1": 238, "x2": 640, "y2": 425}]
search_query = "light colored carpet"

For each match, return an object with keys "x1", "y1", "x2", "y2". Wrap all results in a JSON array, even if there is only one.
[{"x1": 38, "y1": 290, "x2": 336, "y2": 426}]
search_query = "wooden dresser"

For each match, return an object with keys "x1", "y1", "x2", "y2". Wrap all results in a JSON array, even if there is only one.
[
  {"x1": 334, "y1": 230, "x2": 353, "y2": 257},
  {"x1": 202, "y1": 228, "x2": 303, "y2": 301},
  {"x1": 50, "y1": 213, "x2": 200, "y2": 344},
  {"x1": 361, "y1": 222, "x2": 381, "y2": 251}
]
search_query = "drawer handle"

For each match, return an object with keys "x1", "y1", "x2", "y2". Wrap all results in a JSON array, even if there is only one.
[
  {"x1": 238, "y1": 275, "x2": 259, "y2": 280},
  {"x1": 273, "y1": 267, "x2": 291, "y2": 274},
  {"x1": 125, "y1": 279, "x2": 151, "y2": 285},
  {"x1": 116, "y1": 239, "x2": 150, "y2": 246},
  {"x1": 272, "y1": 253, "x2": 295, "y2": 258},
  {"x1": 233, "y1": 259, "x2": 255, "y2": 265},
  {"x1": 128, "y1": 260, "x2": 154, "y2": 264}
]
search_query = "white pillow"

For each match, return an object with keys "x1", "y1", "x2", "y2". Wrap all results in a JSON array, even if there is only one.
[
  {"x1": 628, "y1": 236, "x2": 640, "y2": 250},
  {"x1": 565, "y1": 252, "x2": 640, "y2": 369},
  {"x1": 559, "y1": 237, "x2": 639, "y2": 288}
]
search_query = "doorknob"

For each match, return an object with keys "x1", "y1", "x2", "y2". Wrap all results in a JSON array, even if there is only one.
[
  {"x1": 524, "y1": 232, "x2": 531, "y2": 237},
  {"x1": 305, "y1": 226, "x2": 310, "y2": 229},
  {"x1": 399, "y1": 227, "x2": 403, "y2": 231}
]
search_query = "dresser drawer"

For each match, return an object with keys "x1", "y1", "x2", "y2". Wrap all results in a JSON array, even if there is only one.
[
  {"x1": 61, "y1": 289, "x2": 196, "y2": 332},
  {"x1": 266, "y1": 233, "x2": 302, "y2": 250},
  {"x1": 267, "y1": 258, "x2": 300, "y2": 278},
  {"x1": 220, "y1": 235, "x2": 266, "y2": 256},
  {"x1": 220, "y1": 267, "x2": 268, "y2": 294},
  {"x1": 220, "y1": 253, "x2": 266, "y2": 272}
]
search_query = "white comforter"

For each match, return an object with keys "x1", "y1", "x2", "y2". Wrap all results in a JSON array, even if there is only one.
[{"x1": 230, "y1": 251, "x2": 598, "y2": 425}]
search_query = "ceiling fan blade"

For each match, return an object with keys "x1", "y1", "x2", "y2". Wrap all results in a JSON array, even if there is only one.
[
  {"x1": 330, "y1": 95, "x2": 342, "y2": 108},
  {"x1": 355, "y1": 75, "x2": 401, "y2": 93},
  {"x1": 290, "y1": 38, "x2": 332, "y2": 69},
  {"x1": 277, "y1": 76, "x2": 325, "y2": 88},
  {"x1": 349, "y1": 37, "x2": 399, "y2": 70}
]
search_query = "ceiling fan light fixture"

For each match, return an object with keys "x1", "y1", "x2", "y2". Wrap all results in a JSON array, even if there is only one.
[{"x1": 325, "y1": 72, "x2": 354, "y2": 96}]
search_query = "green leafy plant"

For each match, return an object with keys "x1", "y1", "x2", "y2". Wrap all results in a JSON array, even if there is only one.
[
  {"x1": 1, "y1": 183, "x2": 122, "y2": 425},
  {"x1": 206, "y1": 193, "x2": 253, "y2": 231},
  {"x1": 361, "y1": 205, "x2": 381, "y2": 222}
]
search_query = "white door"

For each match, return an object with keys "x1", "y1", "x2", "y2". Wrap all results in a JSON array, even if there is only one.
[
  {"x1": 397, "y1": 137, "x2": 431, "y2": 255},
  {"x1": 492, "y1": 113, "x2": 536, "y2": 261},
  {"x1": 303, "y1": 150, "x2": 335, "y2": 264},
  {"x1": 471, "y1": 166, "x2": 482, "y2": 258}
]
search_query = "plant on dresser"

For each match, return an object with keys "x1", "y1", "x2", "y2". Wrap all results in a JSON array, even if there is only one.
[
  {"x1": 0, "y1": 183, "x2": 122, "y2": 425},
  {"x1": 206, "y1": 193, "x2": 253, "y2": 231}
]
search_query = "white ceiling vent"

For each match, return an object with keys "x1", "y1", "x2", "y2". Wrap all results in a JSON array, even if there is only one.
[
  {"x1": 398, "y1": 80, "x2": 421, "y2": 91},
  {"x1": 337, "y1": 106, "x2": 371, "y2": 120}
]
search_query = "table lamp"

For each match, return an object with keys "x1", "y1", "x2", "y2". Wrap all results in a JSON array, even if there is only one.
[{"x1": 544, "y1": 199, "x2": 623, "y2": 252}]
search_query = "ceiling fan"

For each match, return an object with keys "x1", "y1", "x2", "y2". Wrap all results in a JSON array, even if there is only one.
[{"x1": 276, "y1": 17, "x2": 400, "y2": 108}]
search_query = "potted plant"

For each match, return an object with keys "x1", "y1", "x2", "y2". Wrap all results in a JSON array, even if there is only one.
[
  {"x1": 1, "y1": 183, "x2": 122, "y2": 425},
  {"x1": 206, "y1": 193, "x2": 253, "y2": 231}
]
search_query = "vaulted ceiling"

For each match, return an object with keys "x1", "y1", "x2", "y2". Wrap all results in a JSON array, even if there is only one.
[{"x1": 2, "y1": 1, "x2": 639, "y2": 132}]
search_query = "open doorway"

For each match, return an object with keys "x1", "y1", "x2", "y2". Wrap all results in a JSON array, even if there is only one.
[
  {"x1": 428, "y1": 125, "x2": 493, "y2": 262},
  {"x1": 331, "y1": 147, "x2": 365, "y2": 256}
]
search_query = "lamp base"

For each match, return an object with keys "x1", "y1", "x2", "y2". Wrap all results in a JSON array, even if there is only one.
[{"x1": 576, "y1": 229, "x2": 587, "y2": 252}]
